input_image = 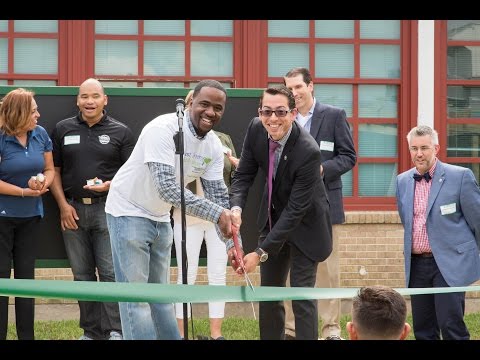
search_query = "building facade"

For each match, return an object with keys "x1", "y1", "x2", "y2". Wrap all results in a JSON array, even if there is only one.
[{"x1": 2, "y1": 20, "x2": 479, "y2": 293}]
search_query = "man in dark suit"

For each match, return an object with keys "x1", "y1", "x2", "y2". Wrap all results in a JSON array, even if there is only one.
[
  {"x1": 229, "y1": 85, "x2": 332, "y2": 340},
  {"x1": 396, "y1": 125, "x2": 480, "y2": 339},
  {"x1": 283, "y1": 67, "x2": 356, "y2": 340}
]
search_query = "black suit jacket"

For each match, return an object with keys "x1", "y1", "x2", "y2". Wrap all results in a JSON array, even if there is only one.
[
  {"x1": 230, "y1": 118, "x2": 332, "y2": 262},
  {"x1": 309, "y1": 101, "x2": 356, "y2": 224}
]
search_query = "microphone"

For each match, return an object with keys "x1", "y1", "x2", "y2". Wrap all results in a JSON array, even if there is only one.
[{"x1": 176, "y1": 98, "x2": 185, "y2": 129}]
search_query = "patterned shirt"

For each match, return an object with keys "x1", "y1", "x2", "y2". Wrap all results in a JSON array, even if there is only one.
[{"x1": 412, "y1": 160, "x2": 437, "y2": 254}]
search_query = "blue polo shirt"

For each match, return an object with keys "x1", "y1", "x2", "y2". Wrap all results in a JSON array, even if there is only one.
[{"x1": 0, "y1": 125, "x2": 53, "y2": 218}]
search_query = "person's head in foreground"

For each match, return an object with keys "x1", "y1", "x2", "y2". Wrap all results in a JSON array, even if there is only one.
[{"x1": 347, "y1": 285, "x2": 411, "y2": 340}]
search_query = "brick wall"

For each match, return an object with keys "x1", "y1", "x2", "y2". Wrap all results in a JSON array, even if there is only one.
[{"x1": 22, "y1": 210, "x2": 480, "y2": 304}]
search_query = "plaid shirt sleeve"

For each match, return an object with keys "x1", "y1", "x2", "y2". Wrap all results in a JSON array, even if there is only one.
[{"x1": 147, "y1": 162, "x2": 238, "y2": 251}]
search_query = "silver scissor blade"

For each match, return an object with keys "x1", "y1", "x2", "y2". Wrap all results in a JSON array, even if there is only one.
[{"x1": 243, "y1": 271, "x2": 255, "y2": 292}]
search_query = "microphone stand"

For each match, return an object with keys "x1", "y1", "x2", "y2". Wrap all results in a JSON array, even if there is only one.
[{"x1": 174, "y1": 101, "x2": 188, "y2": 340}]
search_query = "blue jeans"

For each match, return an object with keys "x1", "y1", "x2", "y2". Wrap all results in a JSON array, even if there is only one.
[
  {"x1": 62, "y1": 200, "x2": 121, "y2": 339},
  {"x1": 106, "y1": 214, "x2": 181, "y2": 340}
]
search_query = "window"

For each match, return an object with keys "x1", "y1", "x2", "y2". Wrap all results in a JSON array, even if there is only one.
[
  {"x1": 0, "y1": 20, "x2": 58, "y2": 86},
  {"x1": 93, "y1": 20, "x2": 235, "y2": 88},
  {"x1": 265, "y1": 20, "x2": 403, "y2": 208},
  {"x1": 443, "y1": 20, "x2": 480, "y2": 181}
]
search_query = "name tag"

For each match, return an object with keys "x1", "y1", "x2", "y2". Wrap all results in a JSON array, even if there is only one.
[
  {"x1": 440, "y1": 203, "x2": 456, "y2": 215},
  {"x1": 64, "y1": 135, "x2": 80, "y2": 145},
  {"x1": 320, "y1": 141, "x2": 334, "y2": 152}
]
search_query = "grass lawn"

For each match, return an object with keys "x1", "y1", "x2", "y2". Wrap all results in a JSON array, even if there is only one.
[{"x1": 7, "y1": 313, "x2": 480, "y2": 340}]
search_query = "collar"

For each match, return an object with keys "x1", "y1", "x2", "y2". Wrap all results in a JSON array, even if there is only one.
[
  {"x1": 186, "y1": 111, "x2": 207, "y2": 140},
  {"x1": 4, "y1": 126, "x2": 40, "y2": 143},
  {"x1": 415, "y1": 158, "x2": 437, "y2": 178},
  {"x1": 76, "y1": 110, "x2": 108, "y2": 127},
  {"x1": 268, "y1": 124, "x2": 293, "y2": 148}
]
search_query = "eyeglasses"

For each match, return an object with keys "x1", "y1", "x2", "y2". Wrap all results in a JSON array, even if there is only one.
[
  {"x1": 409, "y1": 146, "x2": 433, "y2": 153},
  {"x1": 259, "y1": 108, "x2": 292, "y2": 118}
]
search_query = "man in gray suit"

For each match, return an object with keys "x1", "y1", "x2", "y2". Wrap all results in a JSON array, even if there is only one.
[
  {"x1": 396, "y1": 125, "x2": 480, "y2": 340},
  {"x1": 283, "y1": 67, "x2": 356, "y2": 339}
]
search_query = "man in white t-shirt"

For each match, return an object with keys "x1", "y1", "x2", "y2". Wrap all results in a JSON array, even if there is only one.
[{"x1": 105, "y1": 80, "x2": 236, "y2": 340}]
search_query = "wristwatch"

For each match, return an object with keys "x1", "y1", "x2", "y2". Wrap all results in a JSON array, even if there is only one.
[{"x1": 255, "y1": 247, "x2": 268, "y2": 262}]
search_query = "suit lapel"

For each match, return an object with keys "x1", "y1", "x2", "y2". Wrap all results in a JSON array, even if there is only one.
[
  {"x1": 405, "y1": 170, "x2": 415, "y2": 224},
  {"x1": 427, "y1": 160, "x2": 445, "y2": 216},
  {"x1": 274, "y1": 123, "x2": 300, "y2": 192},
  {"x1": 309, "y1": 101, "x2": 326, "y2": 139}
]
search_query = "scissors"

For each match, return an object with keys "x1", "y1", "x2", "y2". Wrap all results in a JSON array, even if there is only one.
[{"x1": 232, "y1": 225, "x2": 255, "y2": 292}]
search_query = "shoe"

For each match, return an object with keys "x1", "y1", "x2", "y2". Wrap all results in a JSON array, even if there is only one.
[
  {"x1": 196, "y1": 334, "x2": 226, "y2": 340},
  {"x1": 109, "y1": 331, "x2": 123, "y2": 340},
  {"x1": 284, "y1": 334, "x2": 296, "y2": 340},
  {"x1": 78, "y1": 334, "x2": 93, "y2": 340},
  {"x1": 323, "y1": 334, "x2": 343, "y2": 340}
]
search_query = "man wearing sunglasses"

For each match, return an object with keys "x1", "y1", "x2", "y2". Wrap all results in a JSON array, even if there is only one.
[{"x1": 229, "y1": 85, "x2": 332, "y2": 340}]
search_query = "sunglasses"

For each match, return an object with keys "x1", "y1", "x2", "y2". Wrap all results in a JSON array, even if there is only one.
[{"x1": 258, "y1": 108, "x2": 293, "y2": 118}]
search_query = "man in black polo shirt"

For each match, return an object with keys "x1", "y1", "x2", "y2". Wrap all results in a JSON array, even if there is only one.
[{"x1": 50, "y1": 78, "x2": 135, "y2": 340}]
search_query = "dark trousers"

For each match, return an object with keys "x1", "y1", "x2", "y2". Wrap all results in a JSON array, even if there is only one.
[
  {"x1": 62, "y1": 200, "x2": 121, "y2": 339},
  {"x1": 258, "y1": 230, "x2": 318, "y2": 340},
  {"x1": 0, "y1": 216, "x2": 39, "y2": 340},
  {"x1": 409, "y1": 256, "x2": 469, "y2": 340}
]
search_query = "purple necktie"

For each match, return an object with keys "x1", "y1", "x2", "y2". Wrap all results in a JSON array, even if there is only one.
[{"x1": 268, "y1": 139, "x2": 280, "y2": 230}]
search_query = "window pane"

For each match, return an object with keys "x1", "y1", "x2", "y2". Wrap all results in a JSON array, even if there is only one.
[
  {"x1": 359, "y1": 163, "x2": 397, "y2": 196},
  {"x1": 447, "y1": 46, "x2": 480, "y2": 80},
  {"x1": 315, "y1": 44, "x2": 354, "y2": 78},
  {"x1": 447, "y1": 85, "x2": 480, "y2": 118},
  {"x1": 341, "y1": 169, "x2": 353, "y2": 197},
  {"x1": 101, "y1": 82, "x2": 138, "y2": 88},
  {"x1": 359, "y1": 124, "x2": 397, "y2": 157},
  {"x1": 95, "y1": 40, "x2": 138, "y2": 76},
  {"x1": 144, "y1": 20, "x2": 184, "y2": 36},
  {"x1": 314, "y1": 84, "x2": 353, "y2": 117},
  {"x1": 448, "y1": 20, "x2": 480, "y2": 41},
  {"x1": 143, "y1": 82, "x2": 184, "y2": 88},
  {"x1": 14, "y1": 20, "x2": 57, "y2": 33},
  {"x1": 315, "y1": 20, "x2": 354, "y2": 38},
  {"x1": 191, "y1": 20, "x2": 232, "y2": 36},
  {"x1": 268, "y1": 43, "x2": 309, "y2": 77},
  {"x1": 360, "y1": 45, "x2": 400, "y2": 78},
  {"x1": 451, "y1": 162, "x2": 480, "y2": 183},
  {"x1": 14, "y1": 80, "x2": 56, "y2": 86},
  {"x1": 191, "y1": 42, "x2": 232, "y2": 77},
  {"x1": 360, "y1": 20, "x2": 400, "y2": 39},
  {"x1": 269, "y1": 20, "x2": 309, "y2": 38},
  {"x1": 189, "y1": 81, "x2": 231, "y2": 89},
  {"x1": 14, "y1": 39, "x2": 57, "y2": 74},
  {"x1": 359, "y1": 85, "x2": 398, "y2": 118},
  {"x1": 0, "y1": 80, "x2": 7, "y2": 85},
  {"x1": 447, "y1": 124, "x2": 480, "y2": 158},
  {"x1": 0, "y1": 20, "x2": 7, "y2": 32},
  {"x1": 0, "y1": 39, "x2": 7, "y2": 73},
  {"x1": 95, "y1": 20, "x2": 137, "y2": 35},
  {"x1": 144, "y1": 41, "x2": 184, "y2": 76}
]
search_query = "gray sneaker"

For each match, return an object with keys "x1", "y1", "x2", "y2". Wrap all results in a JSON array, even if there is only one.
[
  {"x1": 78, "y1": 334, "x2": 93, "y2": 340},
  {"x1": 109, "y1": 331, "x2": 123, "y2": 340}
]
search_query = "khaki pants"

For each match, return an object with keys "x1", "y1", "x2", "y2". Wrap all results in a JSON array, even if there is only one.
[{"x1": 284, "y1": 224, "x2": 341, "y2": 338}]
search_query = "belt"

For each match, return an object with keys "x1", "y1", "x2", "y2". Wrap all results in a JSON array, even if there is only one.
[
  {"x1": 411, "y1": 252, "x2": 434, "y2": 258},
  {"x1": 70, "y1": 196, "x2": 107, "y2": 205}
]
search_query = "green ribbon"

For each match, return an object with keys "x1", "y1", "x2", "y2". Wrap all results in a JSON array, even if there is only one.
[{"x1": 1, "y1": 279, "x2": 479, "y2": 303}]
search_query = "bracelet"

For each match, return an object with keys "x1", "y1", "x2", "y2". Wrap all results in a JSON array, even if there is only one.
[{"x1": 21, "y1": 188, "x2": 24, "y2": 198}]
